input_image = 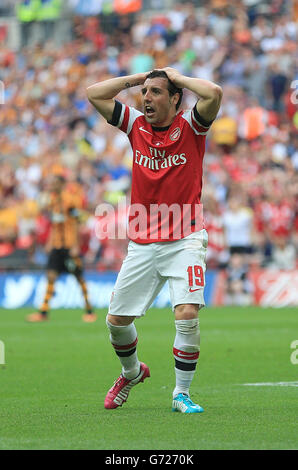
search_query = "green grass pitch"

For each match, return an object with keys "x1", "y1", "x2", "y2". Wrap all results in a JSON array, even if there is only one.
[{"x1": 0, "y1": 306, "x2": 297, "y2": 450}]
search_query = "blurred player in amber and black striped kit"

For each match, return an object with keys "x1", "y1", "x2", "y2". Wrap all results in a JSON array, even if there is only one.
[{"x1": 26, "y1": 175, "x2": 96, "y2": 323}]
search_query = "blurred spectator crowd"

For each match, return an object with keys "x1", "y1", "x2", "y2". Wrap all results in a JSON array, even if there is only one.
[{"x1": 0, "y1": 0, "x2": 297, "y2": 303}]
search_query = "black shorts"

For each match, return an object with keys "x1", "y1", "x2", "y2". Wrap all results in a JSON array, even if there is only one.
[
  {"x1": 47, "y1": 249, "x2": 83, "y2": 276},
  {"x1": 229, "y1": 246, "x2": 253, "y2": 255}
]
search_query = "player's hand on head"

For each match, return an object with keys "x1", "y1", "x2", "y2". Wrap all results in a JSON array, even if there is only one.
[
  {"x1": 138, "y1": 72, "x2": 150, "y2": 83},
  {"x1": 160, "y1": 67, "x2": 183, "y2": 86}
]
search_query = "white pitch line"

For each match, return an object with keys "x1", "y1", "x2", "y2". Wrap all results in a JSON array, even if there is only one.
[{"x1": 241, "y1": 381, "x2": 298, "y2": 387}]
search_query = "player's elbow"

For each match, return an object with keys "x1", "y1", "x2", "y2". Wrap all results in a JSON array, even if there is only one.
[
  {"x1": 86, "y1": 85, "x2": 96, "y2": 103},
  {"x1": 86, "y1": 84, "x2": 104, "y2": 103},
  {"x1": 212, "y1": 84, "x2": 223, "y2": 101},
  {"x1": 209, "y1": 85, "x2": 223, "y2": 109}
]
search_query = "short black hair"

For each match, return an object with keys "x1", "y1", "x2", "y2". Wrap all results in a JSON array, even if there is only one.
[{"x1": 145, "y1": 70, "x2": 183, "y2": 110}]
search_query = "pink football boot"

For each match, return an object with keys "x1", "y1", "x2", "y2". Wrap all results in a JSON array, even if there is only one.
[{"x1": 104, "y1": 362, "x2": 150, "y2": 409}]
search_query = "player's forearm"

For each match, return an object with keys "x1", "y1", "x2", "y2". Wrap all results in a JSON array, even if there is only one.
[
  {"x1": 86, "y1": 73, "x2": 147, "y2": 101},
  {"x1": 177, "y1": 76, "x2": 222, "y2": 102}
]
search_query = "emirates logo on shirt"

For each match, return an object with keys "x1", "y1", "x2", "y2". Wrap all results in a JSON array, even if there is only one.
[
  {"x1": 135, "y1": 149, "x2": 187, "y2": 170},
  {"x1": 170, "y1": 127, "x2": 181, "y2": 141}
]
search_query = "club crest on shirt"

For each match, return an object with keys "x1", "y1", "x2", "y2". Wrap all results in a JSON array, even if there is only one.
[{"x1": 170, "y1": 127, "x2": 181, "y2": 141}]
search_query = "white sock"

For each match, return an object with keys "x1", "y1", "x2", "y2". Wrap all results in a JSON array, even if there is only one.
[
  {"x1": 173, "y1": 369, "x2": 196, "y2": 397},
  {"x1": 106, "y1": 319, "x2": 140, "y2": 379},
  {"x1": 172, "y1": 318, "x2": 200, "y2": 398}
]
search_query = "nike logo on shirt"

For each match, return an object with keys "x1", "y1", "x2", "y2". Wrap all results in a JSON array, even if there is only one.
[{"x1": 139, "y1": 126, "x2": 152, "y2": 135}]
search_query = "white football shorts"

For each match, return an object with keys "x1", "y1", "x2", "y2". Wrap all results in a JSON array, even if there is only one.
[{"x1": 108, "y1": 229, "x2": 208, "y2": 317}]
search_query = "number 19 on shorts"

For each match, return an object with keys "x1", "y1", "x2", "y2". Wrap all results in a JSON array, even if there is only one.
[{"x1": 187, "y1": 265, "x2": 204, "y2": 292}]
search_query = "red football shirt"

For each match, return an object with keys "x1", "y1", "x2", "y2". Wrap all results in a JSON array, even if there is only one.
[{"x1": 108, "y1": 101, "x2": 212, "y2": 243}]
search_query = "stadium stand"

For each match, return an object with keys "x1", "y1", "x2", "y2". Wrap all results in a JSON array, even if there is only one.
[{"x1": 0, "y1": 0, "x2": 297, "y2": 305}]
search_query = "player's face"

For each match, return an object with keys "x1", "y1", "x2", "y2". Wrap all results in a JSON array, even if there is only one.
[{"x1": 141, "y1": 77, "x2": 177, "y2": 127}]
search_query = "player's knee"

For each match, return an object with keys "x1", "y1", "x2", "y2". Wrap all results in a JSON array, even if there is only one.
[
  {"x1": 174, "y1": 303, "x2": 199, "y2": 320},
  {"x1": 106, "y1": 314, "x2": 135, "y2": 326}
]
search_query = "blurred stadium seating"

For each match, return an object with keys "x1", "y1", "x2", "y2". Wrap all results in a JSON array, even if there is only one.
[{"x1": 0, "y1": 0, "x2": 297, "y2": 306}]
